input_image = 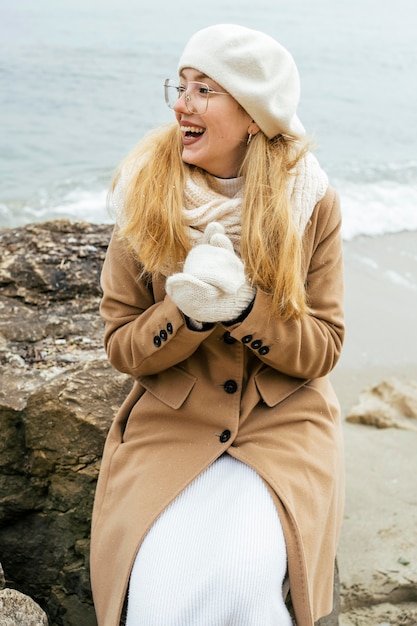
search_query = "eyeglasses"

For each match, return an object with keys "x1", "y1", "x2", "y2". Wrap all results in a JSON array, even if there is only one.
[{"x1": 164, "y1": 78, "x2": 228, "y2": 115}]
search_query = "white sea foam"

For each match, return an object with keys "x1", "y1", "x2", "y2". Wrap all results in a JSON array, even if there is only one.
[
  {"x1": 51, "y1": 188, "x2": 112, "y2": 224},
  {"x1": 338, "y1": 178, "x2": 417, "y2": 240},
  {"x1": 1, "y1": 177, "x2": 417, "y2": 241},
  {"x1": 385, "y1": 269, "x2": 417, "y2": 291},
  {"x1": 0, "y1": 188, "x2": 113, "y2": 230}
]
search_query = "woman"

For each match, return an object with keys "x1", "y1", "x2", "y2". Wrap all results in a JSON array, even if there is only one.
[{"x1": 90, "y1": 24, "x2": 345, "y2": 626}]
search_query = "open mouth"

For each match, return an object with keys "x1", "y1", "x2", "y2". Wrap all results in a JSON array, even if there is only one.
[{"x1": 180, "y1": 125, "x2": 205, "y2": 138}]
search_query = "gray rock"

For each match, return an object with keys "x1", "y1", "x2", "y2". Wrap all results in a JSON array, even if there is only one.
[
  {"x1": 0, "y1": 562, "x2": 5, "y2": 590},
  {"x1": 0, "y1": 586, "x2": 48, "y2": 626},
  {"x1": 0, "y1": 221, "x2": 131, "y2": 625}
]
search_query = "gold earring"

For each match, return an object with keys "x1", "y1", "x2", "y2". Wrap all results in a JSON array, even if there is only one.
[{"x1": 246, "y1": 133, "x2": 253, "y2": 146}]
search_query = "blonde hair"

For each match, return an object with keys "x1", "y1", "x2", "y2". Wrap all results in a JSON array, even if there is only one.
[
  {"x1": 239, "y1": 132, "x2": 310, "y2": 319},
  {"x1": 110, "y1": 122, "x2": 311, "y2": 320}
]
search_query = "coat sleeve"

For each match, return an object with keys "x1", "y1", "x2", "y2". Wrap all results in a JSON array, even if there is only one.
[
  {"x1": 229, "y1": 186, "x2": 345, "y2": 380},
  {"x1": 99, "y1": 230, "x2": 215, "y2": 377}
]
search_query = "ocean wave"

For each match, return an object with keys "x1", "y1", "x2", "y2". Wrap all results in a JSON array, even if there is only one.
[
  {"x1": 336, "y1": 176, "x2": 417, "y2": 240},
  {"x1": 332, "y1": 160, "x2": 417, "y2": 185},
  {"x1": 0, "y1": 188, "x2": 113, "y2": 230},
  {"x1": 1, "y1": 175, "x2": 416, "y2": 241}
]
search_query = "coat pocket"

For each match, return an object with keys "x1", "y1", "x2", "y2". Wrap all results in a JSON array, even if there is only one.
[
  {"x1": 254, "y1": 368, "x2": 309, "y2": 407},
  {"x1": 138, "y1": 366, "x2": 197, "y2": 409}
]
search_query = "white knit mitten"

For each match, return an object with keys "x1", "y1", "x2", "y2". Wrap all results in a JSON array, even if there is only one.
[{"x1": 166, "y1": 223, "x2": 255, "y2": 323}]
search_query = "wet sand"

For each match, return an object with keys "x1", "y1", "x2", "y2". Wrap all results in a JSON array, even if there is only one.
[{"x1": 329, "y1": 231, "x2": 417, "y2": 624}]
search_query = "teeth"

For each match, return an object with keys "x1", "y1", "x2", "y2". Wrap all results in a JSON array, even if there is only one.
[{"x1": 180, "y1": 126, "x2": 204, "y2": 133}]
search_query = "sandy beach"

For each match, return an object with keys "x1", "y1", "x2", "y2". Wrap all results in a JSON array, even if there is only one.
[{"x1": 329, "y1": 231, "x2": 417, "y2": 624}]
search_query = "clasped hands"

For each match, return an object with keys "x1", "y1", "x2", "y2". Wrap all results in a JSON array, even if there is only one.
[{"x1": 166, "y1": 222, "x2": 256, "y2": 324}]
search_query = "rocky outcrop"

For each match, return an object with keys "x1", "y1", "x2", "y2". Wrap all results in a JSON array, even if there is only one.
[
  {"x1": 1, "y1": 561, "x2": 48, "y2": 626},
  {"x1": 0, "y1": 221, "x2": 132, "y2": 625},
  {"x1": 0, "y1": 588, "x2": 48, "y2": 626}
]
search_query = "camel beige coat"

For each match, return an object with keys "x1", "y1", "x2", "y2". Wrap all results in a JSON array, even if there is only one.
[{"x1": 90, "y1": 186, "x2": 345, "y2": 626}]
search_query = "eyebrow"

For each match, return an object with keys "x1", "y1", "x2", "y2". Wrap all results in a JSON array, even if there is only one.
[{"x1": 179, "y1": 71, "x2": 210, "y2": 82}]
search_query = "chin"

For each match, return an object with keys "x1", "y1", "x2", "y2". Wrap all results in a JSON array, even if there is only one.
[{"x1": 182, "y1": 154, "x2": 205, "y2": 171}]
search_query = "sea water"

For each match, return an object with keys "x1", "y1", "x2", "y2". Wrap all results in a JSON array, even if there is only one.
[{"x1": 1, "y1": 0, "x2": 417, "y2": 239}]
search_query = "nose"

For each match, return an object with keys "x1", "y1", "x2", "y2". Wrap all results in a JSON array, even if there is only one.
[{"x1": 173, "y1": 91, "x2": 189, "y2": 114}]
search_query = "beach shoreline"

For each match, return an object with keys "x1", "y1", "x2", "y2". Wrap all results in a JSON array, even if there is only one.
[{"x1": 330, "y1": 231, "x2": 417, "y2": 624}]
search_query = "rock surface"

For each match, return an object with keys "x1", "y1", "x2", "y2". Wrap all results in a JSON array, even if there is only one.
[
  {"x1": 1, "y1": 561, "x2": 48, "y2": 626},
  {"x1": 0, "y1": 221, "x2": 132, "y2": 625},
  {"x1": 0, "y1": 587, "x2": 49, "y2": 626}
]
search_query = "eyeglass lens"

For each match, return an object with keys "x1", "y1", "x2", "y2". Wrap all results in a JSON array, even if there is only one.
[{"x1": 164, "y1": 80, "x2": 209, "y2": 115}]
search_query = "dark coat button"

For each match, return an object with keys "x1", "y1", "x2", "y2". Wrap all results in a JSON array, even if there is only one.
[
  {"x1": 167, "y1": 322, "x2": 173, "y2": 334},
  {"x1": 259, "y1": 345, "x2": 270, "y2": 355},
  {"x1": 251, "y1": 339, "x2": 262, "y2": 349},
  {"x1": 223, "y1": 380, "x2": 238, "y2": 394},
  {"x1": 160, "y1": 329, "x2": 168, "y2": 341},
  {"x1": 153, "y1": 335, "x2": 162, "y2": 347},
  {"x1": 223, "y1": 331, "x2": 237, "y2": 344},
  {"x1": 242, "y1": 334, "x2": 253, "y2": 344},
  {"x1": 219, "y1": 429, "x2": 231, "y2": 443}
]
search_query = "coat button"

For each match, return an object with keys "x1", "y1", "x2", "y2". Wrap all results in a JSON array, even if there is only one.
[
  {"x1": 251, "y1": 339, "x2": 262, "y2": 349},
  {"x1": 219, "y1": 429, "x2": 231, "y2": 443},
  {"x1": 153, "y1": 335, "x2": 162, "y2": 347},
  {"x1": 223, "y1": 331, "x2": 237, "y2": 344},
  {"x1": 160, "y1": 329, "x2": 168, "y2": 341},
  {"x1": 259, "y1": 346, "x2": 270, "y2": 355},
  {"x1": 223, "y1": 379, "x2": 238, "y2": 394},
  {"x1": 242, "y1": 334, "x2": 253, "y2": 344},
  {"x1": 167, "y1": 322, "x2": 173, "y2": 334}
]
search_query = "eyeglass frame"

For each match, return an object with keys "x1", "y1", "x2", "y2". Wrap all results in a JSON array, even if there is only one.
[{"x1": 164, "y1": 78, "x2": 229, "y2": 115}]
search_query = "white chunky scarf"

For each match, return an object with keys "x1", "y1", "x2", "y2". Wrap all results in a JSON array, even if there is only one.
[
  {"x1": 183, "y1": 152, "x2": 328, "y2": 254},
  {"x1": 113, "y1": 152, "x2": 328, "y2": 264}
]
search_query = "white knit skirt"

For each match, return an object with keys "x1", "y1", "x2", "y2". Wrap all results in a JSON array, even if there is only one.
[{"x1": 126, "y1": 454, "x2": 292, "y2": 626}]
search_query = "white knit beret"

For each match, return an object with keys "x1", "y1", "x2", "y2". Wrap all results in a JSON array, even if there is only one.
[{"x1": 177, "y1": 24, "x2": 305, "y2": 139}]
